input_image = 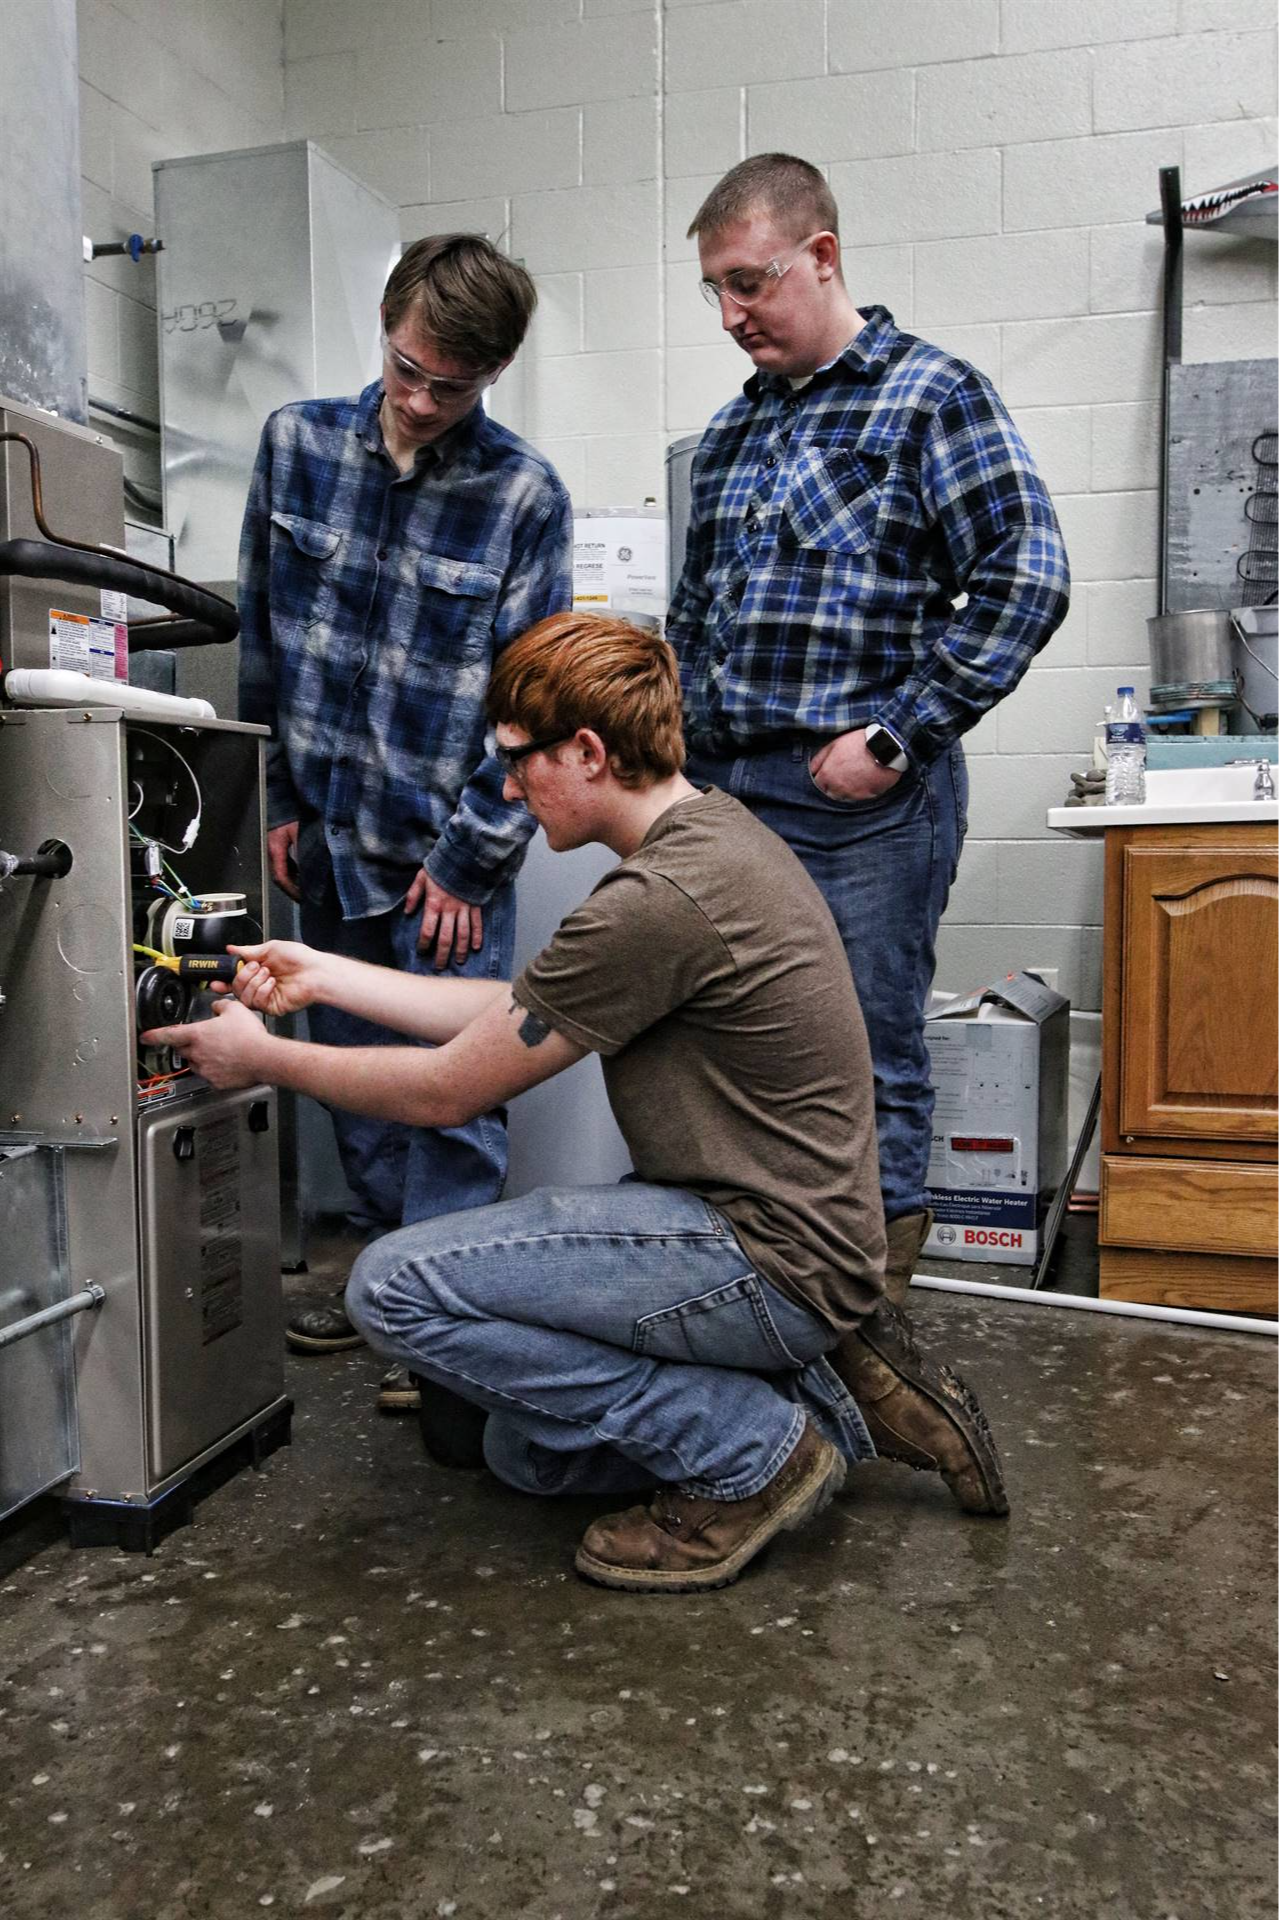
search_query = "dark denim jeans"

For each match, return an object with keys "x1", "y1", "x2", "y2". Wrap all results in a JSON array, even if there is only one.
[
  {"x1": 346, "y1": 1182, "x2": 874, "y2": 1501},
  {"x1": 298, "y1": 859, "x2": 515, "y2": 1234},
  {"x1": 685, "y1": 738, "x2": 968, "y2": 1222}
]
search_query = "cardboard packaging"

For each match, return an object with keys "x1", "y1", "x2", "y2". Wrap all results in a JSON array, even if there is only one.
[{"x1": 922, "y1": 971, "x2": 1070, "y2": 1266}]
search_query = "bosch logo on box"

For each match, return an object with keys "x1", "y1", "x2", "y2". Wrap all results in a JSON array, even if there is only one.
[{"x1": 964, "y1": 1229, "x2": 1024, "y2": 1248}]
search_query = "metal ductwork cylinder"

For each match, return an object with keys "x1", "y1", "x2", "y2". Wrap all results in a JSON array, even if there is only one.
[{"x1": 0, "y1": 0, "x2": 87, "y2": 423}]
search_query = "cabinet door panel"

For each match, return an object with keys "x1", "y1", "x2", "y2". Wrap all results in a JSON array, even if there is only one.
[{"x1": 1120, "y1": 845, "x2": 1278, "y2": 1143}]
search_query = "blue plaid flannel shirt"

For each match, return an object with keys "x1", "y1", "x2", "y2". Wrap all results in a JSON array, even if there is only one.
[
  {"x1": 238, "y1": 381, "x2": 573, "y2": 918},
  {"x1": 667, "y1": 307, "x2": 1070, "y2": 763}
]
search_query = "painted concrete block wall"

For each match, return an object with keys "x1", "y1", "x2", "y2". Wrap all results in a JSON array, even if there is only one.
[
  {"x1": 658, "y1": 2, "x2": 1276, "y2": 1011},
  {"x1": 282, "y1": 0, "x2": 668, "y2": 509},
  {"x1": 76, "y1": 2, "x2": 1275, "y2": 1012},
  {"x1": 273, "y1": 0, "x2": 1274, "y2": 1011},
  {"x1": 76, "y1": 0, "x2": 285, "y2": 497}
]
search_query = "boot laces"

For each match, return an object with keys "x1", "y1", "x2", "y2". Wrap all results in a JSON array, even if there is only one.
[
  {"x1": 653, "y1": 1487, "x2": 709, "y2": 1537},
  {"x1": 878, "y1": 1305, "x2": 1000, "y2": 1453}
]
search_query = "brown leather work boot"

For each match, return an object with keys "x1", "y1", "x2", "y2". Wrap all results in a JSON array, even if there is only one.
[
  {"x1": 830, "y1": 1300, "x2": 1010, "y2": 1517},
  {"x1": 574, "y1": 1420, "x2": 846, "y2": 1593},
  {"x1": 882, "y1": 1208, "x2": 933, "y2": 1307}
]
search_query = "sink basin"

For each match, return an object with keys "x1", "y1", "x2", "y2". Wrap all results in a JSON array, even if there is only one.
[
  {"x1": 1047, "y1": 761, "x2": 1278, "y2": 834},
  {"x1": 1144, "y1": 764, "x2": 1274, "y2": 807}
]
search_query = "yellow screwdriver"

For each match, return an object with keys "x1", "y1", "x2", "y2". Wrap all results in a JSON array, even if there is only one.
[{"x1": 133, "y1": 944, "x2": 243, "y2": 984}]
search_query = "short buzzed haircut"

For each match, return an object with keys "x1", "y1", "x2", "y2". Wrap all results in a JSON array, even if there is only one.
[
  {"x1": 487, "y1": 613, "x2": 686, "y2": 790},
  {"x1": 383, "y1": 234, "x2": 537, "y2": 373},
  {"x1": 687, "y1": 153, "x2": 840, "y2": 246}
]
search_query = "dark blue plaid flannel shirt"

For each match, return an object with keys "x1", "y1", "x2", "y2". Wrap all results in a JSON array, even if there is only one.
[
  {"x1": 667, "y1": 306, "x2": 1070, "y2": 763},
  {"x1": 238, "y1": 381, "x2": 572, "y2": 918}
]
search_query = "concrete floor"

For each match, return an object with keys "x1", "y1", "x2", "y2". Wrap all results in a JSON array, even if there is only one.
[{"x1": 0, "y1": 1248, "x2": 1274, "y2": 1920}]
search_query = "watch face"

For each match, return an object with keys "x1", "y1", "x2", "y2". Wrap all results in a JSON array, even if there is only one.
[{"x1": 866, "y1": 729, "x2": 898, "y2": 766}]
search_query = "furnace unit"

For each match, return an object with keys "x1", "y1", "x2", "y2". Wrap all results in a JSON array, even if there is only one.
[{"x1": 0, "y1": 395, "x2": 289, "y2": 1548}]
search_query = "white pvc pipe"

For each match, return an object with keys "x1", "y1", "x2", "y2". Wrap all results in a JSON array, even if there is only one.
[
  {"x1": 912, "y1": 1271, "x2": 1277, "y2": 1338},
  {"x1": 3, "y1": 667, "x2": 216, "y2": 723}
]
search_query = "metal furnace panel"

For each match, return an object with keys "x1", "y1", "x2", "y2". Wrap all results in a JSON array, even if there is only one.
[
  {"x1": 0, "y1": 1145, "x2": 79, "y2": 1520},
  {"x1": 138, "y1": 1088, "x2": 283, "y2": 1484},
  {"x1": 0, "y1": 396, "x2": 127, "y2": 676},
  {"x1": 0, "y1": 708, "x2": 135, "y2": 1140}
]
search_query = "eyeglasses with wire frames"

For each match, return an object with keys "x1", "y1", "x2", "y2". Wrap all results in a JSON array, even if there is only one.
[
  {"x1": 698, "y1": 232, "x2": 825, "y2": 310},
  {"x1": 380, "y1": 328, "x2": 495, "y2": 405},
  {"x1": 495, "y1": 734, "x2": 574, "y2": 784}
]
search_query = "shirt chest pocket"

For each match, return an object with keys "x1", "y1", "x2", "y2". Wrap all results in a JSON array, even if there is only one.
[
  {"x1": 780, "y1": 446, "x2": 890, "y2": 557},
  {"x1": 270, "y1": 512, "x2": 342, "y2": 629},
  {"x1": 413, "y1": 552, "x2": 503, "y2": 661}
]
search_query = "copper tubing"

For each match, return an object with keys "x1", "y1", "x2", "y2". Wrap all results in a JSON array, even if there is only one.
[{"x1": 0, "y1": 429, "x2": 228, "y2": 606}]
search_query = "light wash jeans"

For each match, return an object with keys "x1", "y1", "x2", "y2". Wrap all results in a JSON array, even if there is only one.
[
  {"x1": 685, "y1": 739, "x2": 967, "y2": 1223},
  {"x1": 346, "y1": 1182, "x2": 874, "y2": 1501},
  {"x1": 298, "y1": 843, "x2": 515, "y2": 1235}
]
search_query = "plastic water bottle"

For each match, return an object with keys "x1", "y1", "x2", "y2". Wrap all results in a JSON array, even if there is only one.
[{"x1": 1104, "y1": 686, "x2": 1146, "y2": 806}]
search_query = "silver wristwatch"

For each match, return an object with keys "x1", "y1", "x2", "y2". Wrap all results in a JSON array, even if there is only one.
[{"x1": 864, "y1": 723, "x2": 909, "y2": 773}]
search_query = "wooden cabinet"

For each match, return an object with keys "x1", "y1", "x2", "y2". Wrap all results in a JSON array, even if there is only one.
[{"x1": 1101, "y1": 822, "x2": 1278, "y2": 1312}]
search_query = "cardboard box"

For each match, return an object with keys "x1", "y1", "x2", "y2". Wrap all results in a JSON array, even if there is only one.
[{"x1": 922, "y1": 971, "x2": 1070, "y2": 1266}]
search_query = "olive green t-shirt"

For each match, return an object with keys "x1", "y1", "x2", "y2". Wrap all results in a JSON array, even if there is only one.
[{"x1": 512, "y1": 787, "x2": 885, "y2": 1333}]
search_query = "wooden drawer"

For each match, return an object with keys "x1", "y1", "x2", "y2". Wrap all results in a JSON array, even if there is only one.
[{"x1": 1101, "y1": 1154, "x2": 1278, "y2": 1257}]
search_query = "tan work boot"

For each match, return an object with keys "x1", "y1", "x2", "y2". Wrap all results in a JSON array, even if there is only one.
[
  {"x1": 882, "y1": 1207, "x2": 933, "y2": 1307},
  {"x1": 574, "y1": 1420, "x2": 845, "y2": 1593},
  {"x1": 830, "y1": 1300, "x2": 1010, "y2": 1517}
]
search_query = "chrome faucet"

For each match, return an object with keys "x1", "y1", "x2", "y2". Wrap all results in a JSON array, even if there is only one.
[{"x1": 1228, "y1": 757, "x2": 1276, "y2": 801}]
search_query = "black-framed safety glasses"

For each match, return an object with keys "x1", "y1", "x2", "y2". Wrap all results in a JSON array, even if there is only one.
[{"x1": 495, "y1": 734, "x2": 573, "y2": 780}]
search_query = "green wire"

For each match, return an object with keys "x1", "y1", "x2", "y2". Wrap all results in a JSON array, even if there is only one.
[
  {"x1": 129, "y1": 825, "x2": 198, "y2": 907},
  {"x1": 162, "y1": 855, "x2": 198, "y2": 906}
]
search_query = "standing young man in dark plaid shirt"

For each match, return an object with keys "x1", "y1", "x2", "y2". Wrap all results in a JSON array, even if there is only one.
[
  {"x1": 239, "y1": 235, "x2": 573, "y2": 1359},
  {"x1": 669, "y1": 155, "x2": 1070, "y2": 1319}
]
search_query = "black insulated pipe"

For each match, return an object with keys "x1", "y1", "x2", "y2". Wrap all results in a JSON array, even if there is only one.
[
  {"x1": 0, "y1": 840, "x2": 73, "y2": 882},
  {"x1": 125, "y1": 617, "x2": 233, "y2": 652},
  {"x1": 0, "y1": 538, "x2": 238, "y2": 645},
  {"x1": 0, "y1": 428, "x2": 238, "y2": 644}
]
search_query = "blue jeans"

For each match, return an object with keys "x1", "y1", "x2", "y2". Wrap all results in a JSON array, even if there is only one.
[
  {"x1": 346, "y1": 1182, "x2": 874, "y2": 1501},
  {"x1": 298, "y1": 856, "x2": 515, "y2": 1234},
  {"x1": 685, "y1": 739, "x2": 967, "y2": 1223}
]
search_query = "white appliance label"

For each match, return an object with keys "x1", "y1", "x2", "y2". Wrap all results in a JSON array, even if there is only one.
[
  {"x1": 573, "y1": 515, "x2": 667, "y2": 617},
  {"x1": 101, "y1": 589, "x2": 129, "y2": 621},
  {"x1": 48, "y1": 608, "x2": 128, "y2": 681}
]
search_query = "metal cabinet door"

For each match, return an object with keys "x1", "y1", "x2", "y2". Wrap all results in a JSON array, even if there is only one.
[{"x1": 137, "y1": 1088, "x2": 283, "y2": 1485}]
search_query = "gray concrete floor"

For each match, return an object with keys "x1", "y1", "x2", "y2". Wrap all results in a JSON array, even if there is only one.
[{"x1": 0, "y1": 1240, "x2": 1275, "y2": 1920}]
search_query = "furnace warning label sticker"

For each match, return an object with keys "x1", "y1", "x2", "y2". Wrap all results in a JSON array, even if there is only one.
[
  {"x1": 198, "y1": 1115, "x2": 243, "y2": 1344},
  {"x1": 48, "y1": 608, "x2": 127, "y2": 681}
]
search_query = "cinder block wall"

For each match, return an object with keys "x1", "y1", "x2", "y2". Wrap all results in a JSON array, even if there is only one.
[
  {"x1": 76, "y1": 0, "x2": 285, "y2": 498},
  {"x1": 79, "y1": 0, "x2": 1277, "y2": 1009}
]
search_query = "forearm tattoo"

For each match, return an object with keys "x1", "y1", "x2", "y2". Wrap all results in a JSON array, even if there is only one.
[{"x1": 511, "y1": 997, "x2": 552, "y2": 1049}]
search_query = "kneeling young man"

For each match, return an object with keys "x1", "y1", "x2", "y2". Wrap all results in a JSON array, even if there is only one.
[{"x1": 148, "y1": 614, "x2": 1006, "y2": 1592}]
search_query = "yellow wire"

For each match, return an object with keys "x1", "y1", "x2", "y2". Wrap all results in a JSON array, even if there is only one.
[{"x1": 132, "y1": 942, "x2": 169, "y2": 965}]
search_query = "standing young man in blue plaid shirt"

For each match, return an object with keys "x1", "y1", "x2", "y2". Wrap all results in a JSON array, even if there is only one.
[
  {"x1": 239, "y1": 235, "x2": 573, "y2": 1360},
  {"x1": 669, "y1": 155, "x2": 1070, "y2": 1319}
]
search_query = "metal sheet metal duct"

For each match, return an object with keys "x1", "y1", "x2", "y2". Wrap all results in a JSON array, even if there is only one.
[
  {"x1": 154, "y1": 142, "x2": 401, "y2": 596},
  {"x1": 0, "y1": 0, "x2": 87, "y2": 422}
]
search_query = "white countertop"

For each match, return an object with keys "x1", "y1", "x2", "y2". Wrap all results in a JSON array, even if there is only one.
[{"x1": 1047, "y1": 766, "x2": 1279, "y2": 836}]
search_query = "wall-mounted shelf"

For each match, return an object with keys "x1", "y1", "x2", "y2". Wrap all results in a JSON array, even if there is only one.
[{"x1": 1146, "y1": 168, "x2": 1278, "y2": 240}]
